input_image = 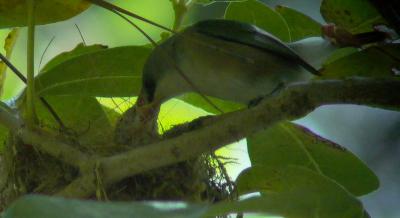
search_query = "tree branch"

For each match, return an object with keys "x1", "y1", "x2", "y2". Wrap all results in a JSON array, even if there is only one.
[
  {"x1": 57, "y1": 77, "x2": 400, "y2": 198},
  {"x1": 0, "y1": 104, "x2": 87, "y2": 168}
]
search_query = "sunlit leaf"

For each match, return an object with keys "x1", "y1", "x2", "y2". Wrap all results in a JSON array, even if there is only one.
[
  {"x1": 275, "y1": 5, "x2": 322, "y2": 42},
  {"x1": 36, "y1": 46, "x2": 152, "y2": 97},
  {"x1": 247, "y1": 122, "x2": 379, "y2": 196},
  {"x1": 320, "y1": 0, "x2": 386, "y2": 33},
  {"x1": 234, "y1": 166, "x2": 366, "y2": 218},
  {"x1": 321, "y1": 44, "x2": 400, "y2": 79},
  {"x1": 0, "y1": 28, "x2": 19, "y2": 96},
  {"x1": 179, "y1": 94, "x2": 243, "y2": 114},
  {"x1": 0, "y1": 0, "x2": 91, "y2": 28},
  {"x1": 224, "y1": 0, "x2": 291, "y2": 42}
]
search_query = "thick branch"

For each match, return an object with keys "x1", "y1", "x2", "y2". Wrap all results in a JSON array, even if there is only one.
[
  {"x1": 17, "y1": 130, "x2": 88, "y2": 168},
  {"x1": 0, "y1": 105, "x2": 87, "y2": 168},
  {"x1": 58, "y1": 77, "x2": 400, "y2": 198}
]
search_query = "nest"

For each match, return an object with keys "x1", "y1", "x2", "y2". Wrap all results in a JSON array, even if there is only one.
[
  {"x1": 107, "y1": 154, "x2": 233, "y2": 203},
  {"x1": 0, "y1": 132, "x2": 234, "y2": 211}
]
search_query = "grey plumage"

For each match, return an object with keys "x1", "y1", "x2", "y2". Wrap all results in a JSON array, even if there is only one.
[{"x1": 141, "y1": 19, "x2": 320, "y2": 105}]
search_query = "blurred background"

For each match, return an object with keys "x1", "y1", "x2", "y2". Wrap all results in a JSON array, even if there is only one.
[{"x1": 0, "y1": 0, "x2": 398, "y2": 217}]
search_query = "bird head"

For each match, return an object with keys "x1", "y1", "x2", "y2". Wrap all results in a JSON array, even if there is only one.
[{"x1": 114, "y1": 91, "x2": 161, "y2": 147}]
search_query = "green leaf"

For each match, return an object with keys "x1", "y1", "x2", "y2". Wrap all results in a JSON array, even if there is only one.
[
  {"x1": 0, "y1": 28, "x2": 19, "y2": 96},
  {"x1": 275, "y1": 5, "x2": 322, "y2": 42},
  {"x1": 35, "y1": 96, "x2": 114, "y2": 146},
  {"x1": 194, "y1": 0, "x2": 240, "y2": 5},
  {"x1": 320, "y1": 0, "x2": 386, "y2": 33},
  {"x1": 5, "y1": 182, "x2": 366, "y2": 218},
  {"x1": 321, "y1": 44, "x2": 400, "y2": 79},
  {"x1": 41, "y1": 43, "x2": 108, "y2": 73},
  {"x1": 36, "y1": 46, "x2": 152, "y2": 97},
  {"x1": 0, "y1": 101, "x2": 13, "y2": 152},
  {"x1": 233, "y1": 166, "x2": 365, "y2": 218},
  {"x1": 224, "y1": 0, "x2": 291, "y2": 42},
  {"x1": 0, "y1": 0, "x2": 91, "y2": 28},
  {"x1": 247, "y1": 122, "x2": 379, "y2": 196},
  {"x1": 322, "y1": 47, "x2": 359, "y2": 66},
  {"x1": 3, "y1": 195, "x2": 207, "y2": 218},
  {"x1": 179, "y1": 94, "x2": 244, "y2": 114}
]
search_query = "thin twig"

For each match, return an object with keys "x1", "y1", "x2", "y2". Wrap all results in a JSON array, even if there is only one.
[
  {"x1": 86, "y1": 0, "x2": 175, "y2": 33},
  {"x1": 0, "y1": 53, "x2": 26, "y2": 83},
  {"x1": 38, "y1": 36, "x2": 55, "y2": 71}
]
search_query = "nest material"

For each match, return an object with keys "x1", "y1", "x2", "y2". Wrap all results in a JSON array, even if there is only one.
[
  {"x1": 107, "y1": 154, "x2": 233, "y2": 203},
  {"x1": 0, "y1": 134, "x2": 234, "y2": 210},
  {"x1": 0, "y1": 136, "x2": 78, "y2": 210}
]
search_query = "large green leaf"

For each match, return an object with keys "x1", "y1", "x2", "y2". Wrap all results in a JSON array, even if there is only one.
[
  {"x1": 35, "y1": 46, "x2": 152, "y2": 97},
  {"x1": 5, "y1": 182, "x2": 367, "y2": 218},
  {"x1": 194, "y1": 0, "x2": 239, "y2": 5},
  {"x1": 322, "y1": 47, "x2": 359, "y2": 66},
  {"x1": 41, "y1": 43, "x2": 108, "y2": 73},
  {"x1": 275, "y1": 5, "x2": 322, "y2": 42},
  {"x1": 234, "y1": 166, "x2": 366, "y2": 218},
  {"x1": 320, "y1": 0, "x2": 385, "y2": 33},
  {"x1": 247, "y1": 122, "x2": 379, "y2": 196},
  {"x1": 3, "y1": 195, "x2": 207, "y2": 218},
  {"x1": 35, "y1": 96, "x2": 114, "y2": 147},
  {"x1": 0, "y1": 0, "x2": 91, "y2": 28},
  {"x1": 321, "y1": 44, "x2": 400, "y2": 79},
  {"x1": 224, "y1": 0, "x2": 291, "y2": 42}
]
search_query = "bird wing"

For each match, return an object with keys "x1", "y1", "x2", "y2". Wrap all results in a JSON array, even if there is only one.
[{"x1": 191, "y1": 19, "x2": 320, "y2": 75}]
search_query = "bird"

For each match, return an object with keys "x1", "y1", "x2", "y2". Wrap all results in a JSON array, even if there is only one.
[
  {"x1": 115, "y1": 19, "x2": 327, "y2": 146},
  {"x1": 140, "y1": 19, "x2": 321, "y2": 106}
]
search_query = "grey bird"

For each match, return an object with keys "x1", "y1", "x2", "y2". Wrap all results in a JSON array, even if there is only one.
[
  {"x1": 140, "y1": 19, "x2": 320, "y2": 106},
  {"x1": 115, "y1": 19, "x2": 326, "y2": 146}
]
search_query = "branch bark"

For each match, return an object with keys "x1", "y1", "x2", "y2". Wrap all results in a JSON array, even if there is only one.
[
  {"x1": 57, "y1": 77, "x2": 400, "y2": 198},
  {"x1": 0, "y1": 105, "x2": 87, "y2": 168}
]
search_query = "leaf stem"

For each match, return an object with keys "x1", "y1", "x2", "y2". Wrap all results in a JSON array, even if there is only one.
[{"x1": 26, "y1": 0, "x2": 37, "y2": 127}]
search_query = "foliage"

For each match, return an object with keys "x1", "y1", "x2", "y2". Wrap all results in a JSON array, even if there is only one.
[
  {"x1": 0, "y1": 0, "x2": 90, "y2": 28},
  {"x1": 0, "y1": 0, "x2": 398, "y2": 217},
  {"x1": 246, "y1": 122, "x2": 379, "y2": 196},
  {"x1": 320, "y1": 0, "x2": 386, "y2": 33}
]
